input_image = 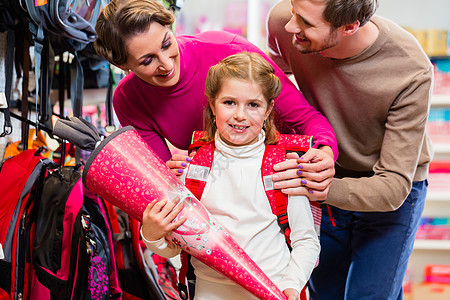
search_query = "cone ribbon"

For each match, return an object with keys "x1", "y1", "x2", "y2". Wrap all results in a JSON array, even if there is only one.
[{"x1": 82, "y1": 127, "x2": 287, "y2": 300}]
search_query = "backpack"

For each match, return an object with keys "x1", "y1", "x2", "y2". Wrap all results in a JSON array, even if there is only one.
[
  {"x1": 0, "y1": 149, "x2": 49, "y2": 300},
  {"x1": 22, "y1": 0, "x2": 111, "y2": 123},
  {"x1": 179, "y1": 131, "x2": 322, "y2": 300},
  {"x1": 0, "y1": 150, "x2": 122, "y2": 300},
  {"x1": 104, "y1": 202, "x2": 180, "y2": 300},
  {"x1": 32, "y1": 165, "x2": 122, "y2": 300}
]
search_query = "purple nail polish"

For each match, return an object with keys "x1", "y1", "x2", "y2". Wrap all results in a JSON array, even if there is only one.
[
  {"x1": 301, "y1": 179, "x2": 307, "y2": 185},
  {"x1": 297, "y1": 170, "x2": 303, "y2": 176},
  {"x1": 181, "y1": 162, "x2": 187, "y2": 167},
  {"x1": 186, "y1": 157, "x2": 192, "y2": 162},
  {"x1": 308, "y1": 190, "x2": 314, "y2": 194},
  {"x1": 298, "y1": 164, "x2": 303, "y2": 169},
  {"x1": 177, "y1": 169, "x2": 183, "y2": 174}
]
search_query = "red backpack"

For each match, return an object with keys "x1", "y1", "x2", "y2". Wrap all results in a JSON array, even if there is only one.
[
  {"x1": 178, "y1": 132, "x2": 322, "y2": 300},
  {"x1": 0, "y1": 150, "x2": 49, "y2": 300},
  {"x1": 0, "y1": 149, "x2": 122, "y2": 300}
]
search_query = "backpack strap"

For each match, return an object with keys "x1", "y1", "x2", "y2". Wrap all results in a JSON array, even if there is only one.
[
  {"x1": 261, "y1": 134, "x2": 313, "y2": 246},
  {"x1": 184, "y1": 132, "x2": 214, "y2": 200}
]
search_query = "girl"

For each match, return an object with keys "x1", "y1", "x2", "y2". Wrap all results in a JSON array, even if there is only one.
[{"x1": 141, "y1": 52, "x2": 320, "y2": 300}]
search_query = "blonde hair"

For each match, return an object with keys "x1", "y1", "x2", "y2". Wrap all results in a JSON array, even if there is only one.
[
  {"x1": 94, "y1": 0, "x2": 174, "y2": 66},
  {"x1": 202, "y1": 52, "x2": 281, "y2": 145}
]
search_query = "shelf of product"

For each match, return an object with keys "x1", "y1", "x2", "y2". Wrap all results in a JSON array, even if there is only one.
[
  {"x1": 431, "y1": 94, "x2": 450, "y2": 106},
  {"x1": 413, "y1": 239, "x2": 450, "y2": 250}
]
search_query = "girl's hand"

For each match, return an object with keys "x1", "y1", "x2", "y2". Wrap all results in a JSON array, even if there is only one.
[
  {"x1": 166, "y1": 153, "x2": 195, "y2": 176},
  {"x1": 141, "y1": 197, "x2": 187, "y2": 241},
  {"x1": 283, "y1": 288, "x2": 299, "y2": 300}
]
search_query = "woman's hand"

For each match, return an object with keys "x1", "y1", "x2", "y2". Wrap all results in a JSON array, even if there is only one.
[
  {"x1": 283, "y1": 288, "x2": 299, "y2": 300},
  {"x1": 141, "y1": 197, "x2": 187, "y2": 241},
  {"x1": 166, "y1": 153, "x2": 195, "y2": 176},
  {"x1": 272, "y1": 146, "x2": 335, "y2": 202}
]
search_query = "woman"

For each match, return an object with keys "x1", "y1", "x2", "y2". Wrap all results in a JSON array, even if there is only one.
[{"x1": 94, "y1": 0, "x2": 336, "y2": 200}]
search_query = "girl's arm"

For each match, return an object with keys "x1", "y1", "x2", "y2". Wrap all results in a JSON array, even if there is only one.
[
  {"x1": 279, "y1": 196, "x2": 321, "y2": 294},
  {"x1": 141, "y1": 198, "x2": 186, "y2": 258}
]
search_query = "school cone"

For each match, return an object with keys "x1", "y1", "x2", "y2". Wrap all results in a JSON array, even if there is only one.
[{"x1": 81, "y1": 126, "x2": 287, "y2": 300}]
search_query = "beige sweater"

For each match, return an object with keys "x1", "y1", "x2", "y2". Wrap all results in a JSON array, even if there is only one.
[{"x1": 267, "y1": 0, "x2": 434, "y2": 211}]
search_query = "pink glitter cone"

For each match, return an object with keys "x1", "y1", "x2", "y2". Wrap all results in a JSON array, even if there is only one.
[{"x1": 82, "y1": 127, "x2": 286, "y2": 300}]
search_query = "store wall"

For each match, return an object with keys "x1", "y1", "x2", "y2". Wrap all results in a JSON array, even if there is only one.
[{"x1": 377, "y1": 0, "x2": 450, "y2": 30}]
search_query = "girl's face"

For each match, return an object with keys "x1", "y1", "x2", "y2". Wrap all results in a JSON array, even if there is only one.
[
  {"x1": 122, "y1": 22, "x2": 180, "y2": 87},
  {"x1": 210, "y1": 78, "x2": 273, "y2": 147}
]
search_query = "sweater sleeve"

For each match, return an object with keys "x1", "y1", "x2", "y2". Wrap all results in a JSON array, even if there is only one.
[
  {"x1": 140, "y1": 227, "x2": 182, "y2": 258},
  {"x1": 326, "y1": 67, "x2": 434, "y2": 211},
  {"x1": 113, "y1": 80, "x2": 172, "y2": 162},
  {"x1": 278, "y1": 196, "x2": 320, "y2": 293}
]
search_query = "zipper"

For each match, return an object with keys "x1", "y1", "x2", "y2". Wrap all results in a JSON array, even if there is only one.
[{"x1": 16, "y1": 212, "x2": 26, "y2": 300}]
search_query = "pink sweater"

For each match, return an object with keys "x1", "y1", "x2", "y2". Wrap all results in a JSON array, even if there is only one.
[{"x1": 113, "y1": 31, "x2": 337, "y2": 162}]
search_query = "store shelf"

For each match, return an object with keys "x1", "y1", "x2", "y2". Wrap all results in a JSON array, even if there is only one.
[
  {"x1": 432, "y1": 143, "x2": 450, "y2": 154},
  {"x1": 414, "y1": 239, "x2": 450, "y2": 250},
  {"x1": 427, "y1": 192, "x2": 450, "y2": 202},
  {"x1": 431, "y1": 94, "x2": 450, "y2": 106}
]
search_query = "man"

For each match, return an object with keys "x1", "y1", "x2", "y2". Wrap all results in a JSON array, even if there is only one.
[{"x1": 267, "y1": 0, "x2": 434, "y2": 299}]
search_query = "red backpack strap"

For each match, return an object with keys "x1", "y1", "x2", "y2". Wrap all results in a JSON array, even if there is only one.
[
  {"x1": 262, "y1": 144, "x2": 292, "y2": 245},
  {"x1": 261, "y1": 134, "x2": 313, "y2": 245},
  {"x1": 187, "y1": 131, "x2": 207, "y2": 153},
  {"x1": 184, "y1": 142, "x2": 214, "y2": 200}
]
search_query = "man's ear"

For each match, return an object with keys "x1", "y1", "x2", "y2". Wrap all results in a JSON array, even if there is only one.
[{"x1": 342, "y1": 20, "x2": 360, "y2": 36}]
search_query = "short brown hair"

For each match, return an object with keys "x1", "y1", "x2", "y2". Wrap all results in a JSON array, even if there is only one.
[
  {"x1": 94, "y1": 0, "x2": 174, "y2": 66},
  {"x1": 202, "y1": 52, "x2": 281, "y2": 145},
  {"x1": 317, "y1": 0, "x2": 378, "y2": 29}
]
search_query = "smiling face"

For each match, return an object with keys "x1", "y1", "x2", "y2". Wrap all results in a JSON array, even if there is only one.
[
  {"x1": 285, "y1": 0, "x2": 340, "y2": 55},
  {"x1": 122, "y1": 22, "x2": 180, "y2": 87},
  {"x1": 210, "y1": 78, "x2": 273, "y2": 147}
]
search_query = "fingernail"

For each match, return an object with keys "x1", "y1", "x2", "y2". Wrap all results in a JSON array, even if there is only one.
[
  {"x1": 301, "y1": 179, "x2": 307, "y2": 185},
  {"x1": 274, "y1": 165, "x2": 280, "y2": 171},
  {"x1": 177, "y1": 169, "x2": 183, "y2": 174},
  {"x1": 300, "y1": 157, "x2": 304, "y2": 160},
  {"x1": 274, "y1": 183, "x2": 280, "y2": 189},
  {"x1": 298, "y1": 164, "x2": 303, "y2": 169},
  {"x1": 181, "y1": 162, "x2": 187, "y2": 167},
  {"x1": 186, "y1": 157, "x2": 192, "y2": 162},
  {"x1": 297, "y1": 170, "x2": 302, "y2": 176},
  {"x1": 308, "y1": 190, "x2": 314, "y2": 194},
  {"x1": 273, "y1": 174, "x2": 279, "y2": 180}
]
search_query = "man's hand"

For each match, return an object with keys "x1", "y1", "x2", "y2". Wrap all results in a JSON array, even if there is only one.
[{"x1": 272, "y1": 147, "x2": 335, "y2": 202}]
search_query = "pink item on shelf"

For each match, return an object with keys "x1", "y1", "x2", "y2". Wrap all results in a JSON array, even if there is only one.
[{"x1": 82, "y1": 126, "x2": 287, "y2": 300}]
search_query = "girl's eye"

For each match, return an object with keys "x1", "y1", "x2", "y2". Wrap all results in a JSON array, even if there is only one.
[
  {"x1": 249, "y1": 102, "x2": 260, "y2": 108},
  {"x1": 223, "y1": 100, "x2": 235, "y2": 105}
]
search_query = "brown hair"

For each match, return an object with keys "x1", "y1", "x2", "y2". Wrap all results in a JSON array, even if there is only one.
[
  {"x1": 202, "y1": 52, "x2": 281, "y2": 145},
  {"x1": 316, "y1": 0, "x2": 378, "y2": 29},
  {"x1": 94, "y1": 0, "x2": 174, "y2": 66}
]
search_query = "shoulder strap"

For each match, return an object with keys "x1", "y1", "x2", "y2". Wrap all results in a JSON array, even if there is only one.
[
  {"x1": 184, "y1": 141, "x2": 214, "y2": 200},
  {"x1": 261, "y1": 134, "x2": 323, "y2": 249}
]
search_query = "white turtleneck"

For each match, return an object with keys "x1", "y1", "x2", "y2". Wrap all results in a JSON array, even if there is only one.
[{"x1": 142, "y1": 131, "x2": 320, "y2": 299}]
